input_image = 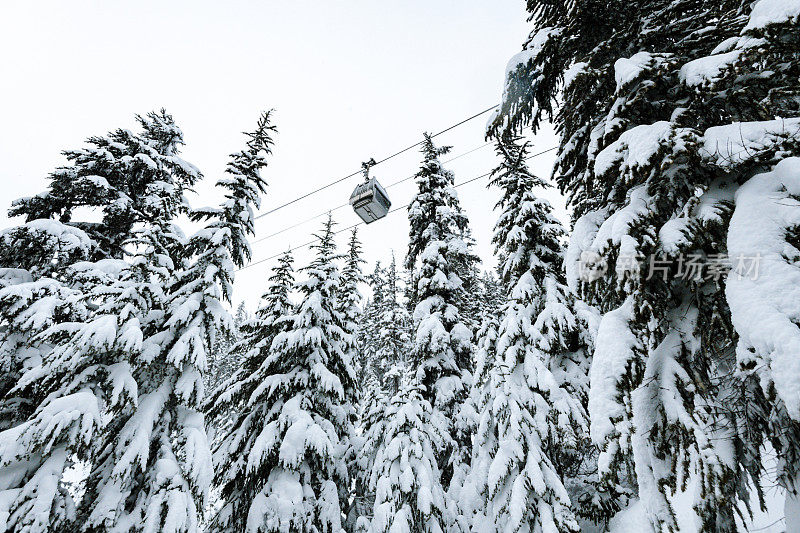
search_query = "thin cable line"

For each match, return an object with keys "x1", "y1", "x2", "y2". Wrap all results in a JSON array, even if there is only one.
[
  {"x1": 237, "y1": 146, "x2": 557, "y2": 273},
  {"x1": 252, "y1": 105, "x2": 498, "y2": 220},
  {"x1": 250, "y1": 139, "x2": 497, "y2": 246}
]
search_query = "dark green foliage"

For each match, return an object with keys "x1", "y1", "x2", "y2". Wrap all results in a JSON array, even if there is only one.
[{"x1": 489, "y1": 1, "x2": 800, "y2": 530}]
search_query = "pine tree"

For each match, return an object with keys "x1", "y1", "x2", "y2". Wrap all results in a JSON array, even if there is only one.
[
  {"x1": 206, "y1": 249, "x2": 296, "y2": 532},
  {"x1": 10, "y1": 109, "x2": 200, "y2": 259},
  {"x1": 489, "y1": 1, "x2": 800, "y2": 530},
  {"x1": 477, "y1": 271, "x2": 504, "y2": 325},
  {"x1": 349, "y1": 253, "x2": 412, "y2": 530},
  {"x1": 398, "y1": 133, "x2": 479, "y2": 530},
  {"x1": 453, "y1": 231, "x2": 483, "y2": 337},
  {"x1": 340, "y1": 228, "x2": 366, "y2": 385},
  {"x1": 78, "y1": 111, "x2": 274, "y2": 532},
  {"x1": 210, "y1": 216, "x2": 356, "y2": 532},
  {"x1": 405, "y1": 133, "x2": 477, "y2": 428},
  {"x1": 0, "y1": 221, "x2": 95, "y2": 433},
  {"x1": 0, "y1": 110, "x2": 202, "y2": 532},
  {"x1": 469, "y1": 275, "x2": 505, "y2": 406},
  {"x1": 349, "y1": 369, "x2": 387, "y2": 530},
  {"x1": 376, "y1": 253, "x2": 411, "y2": 394},
  {"x1": 338, "y1": 228, "x2": 367, "y2": 533},
  {"x1": 357, "y1": 262, "x2": 386, "y2": 389},
  {"x1": 206, "y1": 302, "x2": 249, "y2": 394},
  {"x1": 71, "y1": 224, "x2": 183, "y2": 532},
  {"x1": 461, "y1": 136, "x2": 597, "y2": 533},
  {"x1": 370, "y1": 367, "x2": 451, "y2": 533},
  {"x1": 0, "y1": 262, "x2": 97, "y2": 532}
]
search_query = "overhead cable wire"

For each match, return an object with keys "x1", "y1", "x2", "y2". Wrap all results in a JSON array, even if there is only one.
[
  {"x1": 249, "y1": 125, "x2": 535, "y2": 246},
  {"x1": 252, "y1": 104, "x2": 499, "y2": 221},
  {"x1": 250, "y1": 139, "x2": 497, "y2": 246},
  {"x1": 237, "y1": 146, "x2": 557, "y2": 273}
]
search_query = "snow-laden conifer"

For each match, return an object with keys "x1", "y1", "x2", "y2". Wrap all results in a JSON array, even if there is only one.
[
  {"x1": 211, "y1": 216, "x2": 356, "y2": 532},
  {"x1": 370, "y1": 367, "x2": 451, "y2": 533},
  {"x1": 349, "y1": 368, "x2": 387, "y2": 533},
  {"x1": 489, "y1": 1, "x2": 800, "y2": 529},
  {"x1": 0, "y1": 110, "x2": 202, "y2": 532},
  {"x1": 460, "y1": 136, "x2": 596, "y2": 533},
  {"x1": 349, "y1": 252, "x2": 412, "y2": 530},
  {"x1": 405, "y1": 133, "x2": 476, "y2": 441},
  {"x1": 357, "y1": 262, "x2": 387, "y2": 389},
  {"x1": 78, "y1": 111, "x2": 273, "y2": 532},
  {"x1": 390, "y1": 133, "x2": 479, "y2": 532},
  {"x1": 10, "y1": 109, "x2": 200, "y2": 258},
  {"x1": 375, "y1": 254, "x2": 411, "y2": 394},
  {"x1": 340, "y1": 228, "x2": 366, "y2": 383},
  {"x1": 338, "y1": 228, "x2": 366, "y2": 533},
  {"x1": 206, "y1": 249, "x2": 296, "y2": 532},
  {"x1": 206, "y1": 302, "x2": 250, "y2": 394}
]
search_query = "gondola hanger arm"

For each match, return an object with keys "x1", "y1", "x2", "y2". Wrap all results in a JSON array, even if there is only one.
[{"x1": 361, "y1": 158, "x2": 377, "y2": 181}]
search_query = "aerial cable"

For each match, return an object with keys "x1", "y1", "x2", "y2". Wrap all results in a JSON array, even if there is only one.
[
  {"x1": 250, "y1": 138, "x2": 498, "y2": 246},
  {"x1": 240, "y1": 170, "x2": 490, "y2": 272},
  {"x1": 252, "y1": 104, "x2": 499, "y2": 221},
  {"x1": 237, "y1": 146, "x2": 557, "y2": 273}
]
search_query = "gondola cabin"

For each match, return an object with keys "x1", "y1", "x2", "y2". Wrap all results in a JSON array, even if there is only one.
[{"x1": 349, "y1": 177, "x2": 391, "y2": 224}]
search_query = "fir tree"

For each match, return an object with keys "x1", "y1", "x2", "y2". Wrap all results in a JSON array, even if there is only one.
[
  {"x1": 461, "y1": 136, "x2": 596, "y2": 533},
  {"x1": 376, "y1": 253, "x2": 411, "y2": 394},
  {"x1": 0, "y1": 265, "x2": 97, "y2": 532},
  {"x1": 206, "y1": 302, "x2": 249, "y2": 394},
  {"x1": 10, "y1": 109, "x2": 199, "y2": 259},
  {"x1": 405, "y1": 133, "x2": 477, "y2": 428},
  {"x1": 0, "y1": 221, "x2": 95, "y2": 434},
  {"x1": 78, "y1": 111, "x2": 274, "y2": 532},
  {"x1": 477, "y1": 271, "x2": 504, "y2": 325},
  {"x1": 206, "y1": 249, "x2": 297, "y2": 532},
  {"x1": 489, "y1": 1, "x2": 800, "y2": 530},
  {"x1": 349, "y1": 370, "x2": 387, "y2": 532},
  {"x1": 339, "y1": 228, "x2": 366, "y2": 386},
  {"x1": 338, "y1": 228, "x2": 367, "y2": 533},
  {"x1": 0, "y1": 111, "x2": 201, "y2": 532},
  {"x1": 350, "y1": 253, "x2": 412, "y2": 530},
  {"x1": 370, "y1": 367, "x2": 451, "y2": 533},
  {"x1": 399, "y1": 133, "x2": 478, "y2": 528},
  {"x1": 357, "y1": 262, "x2": 386, "y2": 389},
  {"x1": 211, "y1": 216, "x2": 356, "y2": 532}
]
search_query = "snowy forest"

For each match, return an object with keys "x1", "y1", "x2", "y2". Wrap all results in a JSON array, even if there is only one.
[{"x1": 1, "y1": 0, "x2": 799, "y2": 532}]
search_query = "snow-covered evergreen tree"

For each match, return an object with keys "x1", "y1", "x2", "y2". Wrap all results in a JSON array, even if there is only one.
[
  {"x1": 10, "y1": 109, "x2": 199, "y2": 259},
  {"x1": 405, "y1": 132, "x2": 477, "y2": 433},
  {"x1": 356, "y1": 254, "x2": 411, "y2": 397},
  {"x1": 338, "y1": 228, "x2": 367, "y2": 532},
  {"x1": 206, "y1": 302, "x2": 249, "y2": 394},
  {"x1": 375, "y1": 253, "x2": 411, "y2": 394},
  {"x1": 206, "y1": 249, "x2": 297, "y2": 532},
  {"x1": 0, "y1": 221, "x2": 95, "y2": 435},
  {"x1": 0, "y1": 110, "x2": 203, "y2": 532},
  {"x1": 78, "y1": 110, "x2": 274, "y2": 532},
  {"x1": 357, "y1": 262, "x2": 387, "y2": 388},
  {"x1": 452, "y1": 233, "x2": 483, "y2": 337},
  {"x1": 210, "y1": 216, "x2": 356, "y2": 532},
  {"x1": 340, "y1": 227, "x2": 366, "y2": 387},
  {"x1": 370, "y1": 367, "x2": 451, "y2": 533},
  {"x1": 460, "y1": 136, "x2": 598, "y2": 533},
  {"x1": 477, "y1": 272, "x2": 504, "y2": 326},
  {"x1": 398, "y1": 133, "x2": 479, "y2": 530},
  {"x1": 0, "y1": 260, "x2": 100, "y2": 532},
  {"x1": 489, "y1": 1, "x2": 800, "y2": 530},
  {"x1": 349, "y1": 376, "x2": 387, "y2": 533},
  {"x1": 349, "y1": 252, "x2": 412, "y2": 531}
]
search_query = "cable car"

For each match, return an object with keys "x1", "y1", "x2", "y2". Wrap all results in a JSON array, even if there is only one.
[{"x1": 350, "y1": 159, "x2": 391, "y2": 224}]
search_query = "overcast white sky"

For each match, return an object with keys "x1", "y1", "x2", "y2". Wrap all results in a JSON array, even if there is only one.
[{"x1": 0, "y1": 0, "x2": 562, "y2": 310}]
